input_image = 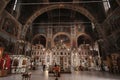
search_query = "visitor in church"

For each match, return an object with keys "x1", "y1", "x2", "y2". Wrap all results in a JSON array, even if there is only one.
[
  {"x1": 43, "y1": 64, "x2": 46, "y2": 71},
  {"x1": 53, "y1": 64, "x2": 61, "y2": 77}
]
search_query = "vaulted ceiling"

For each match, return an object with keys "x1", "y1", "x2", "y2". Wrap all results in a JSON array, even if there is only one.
[
  {"x1": 5, "y1": 0, "x2": 107, "y2": 43},
  {"x1": 6, "y1": 0, "x2": 106, "y2": 25}
]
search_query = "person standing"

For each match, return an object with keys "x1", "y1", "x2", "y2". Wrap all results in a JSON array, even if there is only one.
[
  {"x1": 53, "y1": 65, "x2": 60, "y2": 77},
  {"x1": 43, "y1": 64, "x2": 46, "y2": 71}
]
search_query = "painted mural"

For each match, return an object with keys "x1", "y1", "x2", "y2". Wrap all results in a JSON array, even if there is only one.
[{"x1": 2, "y1": 18, "x2": 18, "y2": 37}]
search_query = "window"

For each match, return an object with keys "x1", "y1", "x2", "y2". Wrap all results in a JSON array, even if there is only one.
[
  {"x1": 61, "y1": 52, "x2": 63, "y2": 55},
  {"x1": 65, "y1": 53, "x2": 66, "y2": 55},
  {"x1": 103, "y1": 0, "x2": 111, "y2": 13},
  {"x1": 13, "y1": 0, "x2": 18, "y2": 10}
]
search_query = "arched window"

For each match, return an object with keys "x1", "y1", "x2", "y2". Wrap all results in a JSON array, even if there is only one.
[
  {"x1": 13, "y1": 0, "x2": 18, "y2": 10},
  {"x1": 103, "y1": 0, "x2": 111, "y2": 13}
]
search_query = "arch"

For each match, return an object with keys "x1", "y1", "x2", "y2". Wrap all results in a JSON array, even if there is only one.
[
  {"x1": 22, "y1": 4, "x2": 97, "y2": 38},
  {"x1": 52, "y1": 32, "x2": 71, "y2": 47},
  {"x1": 32, "y1": 34, "x2": 46, "y2": 43},
  {"x1": 32, "y1": 34, "x2": 47, "y2": 47},
  {"x1": 77, "y1": 33, "x2": 92, "y2": 40},
  {"x1": 77, "y1": 33, "x2": 93, "y2": 47}
]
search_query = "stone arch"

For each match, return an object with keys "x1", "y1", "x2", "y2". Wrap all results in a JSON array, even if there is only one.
[
  {"x1": 32, "y1": 34, "x2": 46, "y2": 42},
  {"x1": 32, "y1": 34, "x2": 47, "y2": 47},
  {"x1": 52, "y1": 32, "x2": 71, "y2": 47},
  {"x1": 77, "y1": 33, "x2": 93, "y2": 47},
  {"x1": 22, "y1": 4, "x2": 97, "y2": 38}
]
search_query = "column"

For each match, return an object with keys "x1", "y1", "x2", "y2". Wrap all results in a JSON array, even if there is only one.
[
  {"x1": 71, "y1": 25, "x2": 77, "y2": 48},
  {"x1": 47, "y1": 27, "x2": 52, "y2": 48}
]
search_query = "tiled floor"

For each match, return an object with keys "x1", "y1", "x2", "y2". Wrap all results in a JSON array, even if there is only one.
[{"x1": 0, "y1": 70, "x2": 120, "y2": 80}]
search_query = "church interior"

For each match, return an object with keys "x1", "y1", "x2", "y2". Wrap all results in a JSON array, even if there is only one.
[{"x1": 0, "y1": 0, "x2": 120, "y2": 80}]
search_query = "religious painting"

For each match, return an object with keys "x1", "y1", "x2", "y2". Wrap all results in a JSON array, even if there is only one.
[
  {"x1": 38, "y1": 27, "x2": 47, "y2": 34},
  {"x1": 54, "y1": 35, "x2": 70, "y2": 47},
  {"x1": 2, "y1": 18, "x2": 18, "y2": 36},
  {"x1": 12, "y1": 59, "x2": 19, "y2": 66},
  {"x1": 22, "y1": 60, "x2": 27, "y2": 65},
  {"x1": 75, "y1": 24, "x2": 84, "y2": 33},
  {"x1": 2, "y1": 18, "x2": 12, "y2": 32}
]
